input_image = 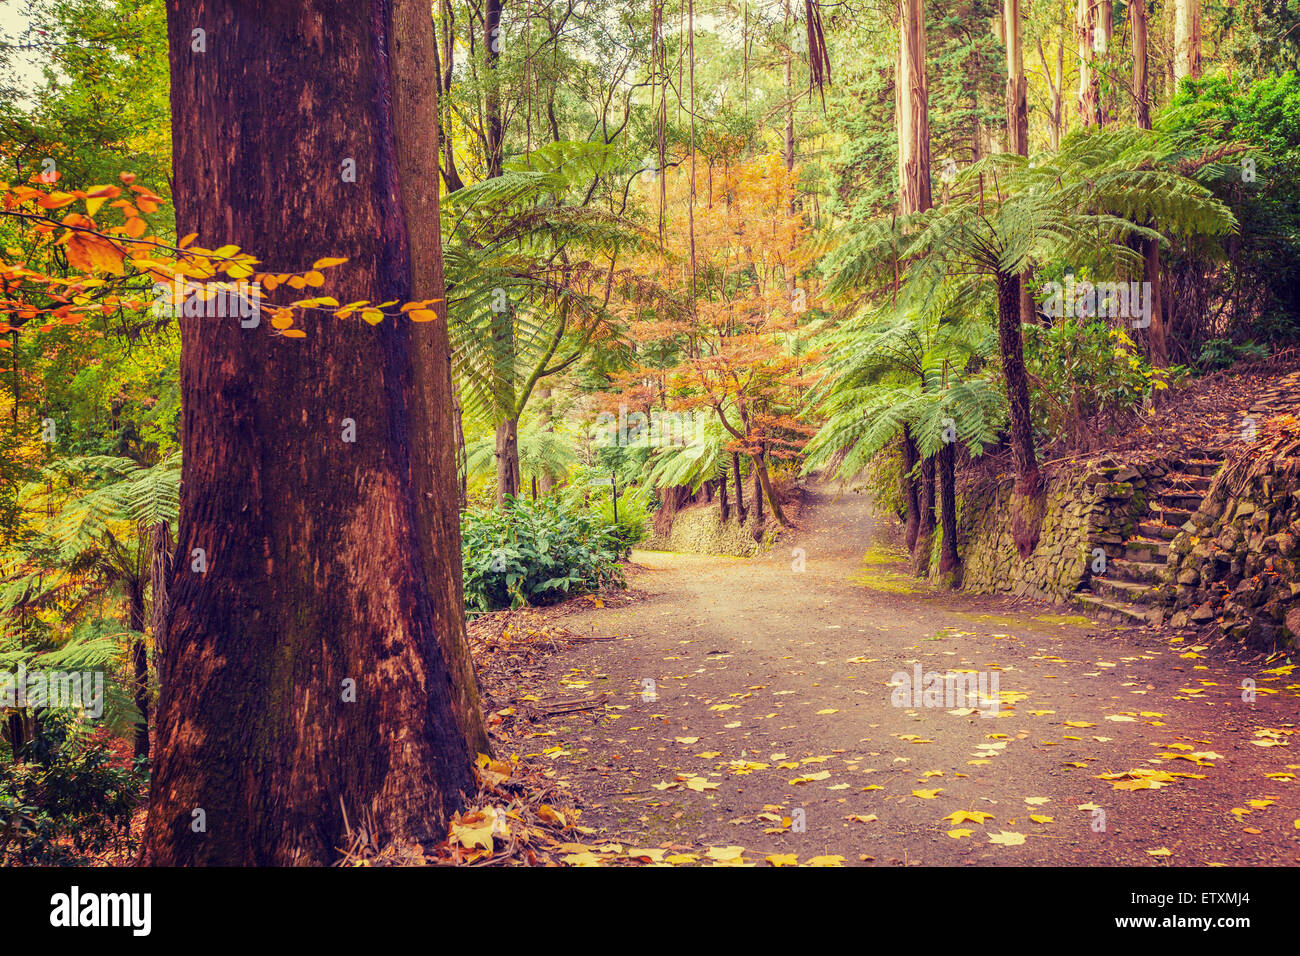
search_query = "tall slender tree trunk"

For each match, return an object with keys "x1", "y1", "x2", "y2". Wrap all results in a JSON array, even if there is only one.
[
  {"x1": 1173, "y1": 0, "x2": 1201, "y2": 84},
  {"x1": 495, "y1": 416, "x2": 521, "y2": 505},
  {"x1": 1132, "y1": 0, "x2": 1151, "y2": 128},
  {"x1": 128, "y1": 582, "x2": 149, "y2": 763},
  {"x1": 897, "y1": 0, "x2": 932, "y2": 215},
  {"x1": 1004, "y1": 0, "x2": 1035, "y2": 325},
  {"x1": 484, "y1": 0, "x2": 506, "y2": 178},
  {"x1": 1132, "y1": 1, "x2": 1167, "y2": 367},
  {"x1": 936, "y1": 440, "x2": 960, "y2": 582},
  {"x1": 901, "y1": 425, "x2": 921, "y2": 553},
  {"x1": 753, "y1": 444, "x2": 787, "y2": 527},
  {"x1": 718, "y1": 463, "x2": 730, "y2": 522},
  {"x1": 537, "y1": 386, "x2": 555, "y2": 496},
  {"x1": 1076, "y1": 0, "x2": 1101, "y2": 126},
  {"x1": 914, "y1": 455, "x2": 936, "y2": 574},
  {"x1": 1004, "y1": 0, "x2": 1028, "y2": 155},
  {"x1": 732, "y1": 452, "x2": 747, "y2": 523},
  {"x1": 752, "y1": 456, "x2": 764, "y2": 523},
  {"x1": 997, "y1": 272, "x2": 1044, "y2": 557},
  {"x1": 147, "y1": 0, "x2": 486, "y2": 866}
]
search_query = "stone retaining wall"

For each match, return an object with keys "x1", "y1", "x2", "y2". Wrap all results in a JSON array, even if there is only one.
[
  {"x1": 1160, "y1": 456, "x2": 1300, "y2": 653},
  {"x1": 958, "y1": 459, "x2": 1165, "y2": 601}
]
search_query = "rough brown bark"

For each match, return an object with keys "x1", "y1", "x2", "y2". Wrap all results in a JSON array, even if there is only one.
[{"x1": 147, "y1": 0, "x2": 486, "y2": 866}]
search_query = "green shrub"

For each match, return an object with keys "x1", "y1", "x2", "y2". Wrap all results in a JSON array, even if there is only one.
[
  {"x1": 594, "y1": 486, "x2": 650, "y2": 557},
  {"x1": 461, "y1": 495, "x2": 625, "y2": 612},
  {"x1": 1024, "y1": 320, "x2": 1171, "y2": 442},
  {"x1": 0, "y1": 712, "x2": 144, "y2": 865},
  {"x1": 1197, "y1": 337, "x2": 1270, "y2": 372}
]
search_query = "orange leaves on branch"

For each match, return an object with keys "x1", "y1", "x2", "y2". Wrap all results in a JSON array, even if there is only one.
[{"x1": 0, "y1": 174, "x2": 443, "y2": 340}]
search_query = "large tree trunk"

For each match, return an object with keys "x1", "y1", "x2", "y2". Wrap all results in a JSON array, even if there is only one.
[
  {"x1": 1173, "y1": 0, "x2": 1201, "y2": 84},
  {"x1": 495, "y1": 417, "x2": 521, "y2": 506},
  {"x1": 896, "y1": 0, "x2": 932, "y2": 216},
  {"x1": 996, "y1": 272, "x2": 1044, "y2": 557},
  {"x1": 147, "y1": 0, "x2": 486, "y2": 866},
  {"x1": 936, "y1": 440, "x2": 960, "y2": 583}
]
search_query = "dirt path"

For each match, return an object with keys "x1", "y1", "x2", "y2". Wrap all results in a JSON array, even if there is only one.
[{"x1": 515, "y1": 484, "x2": 1300, "y2": 866}]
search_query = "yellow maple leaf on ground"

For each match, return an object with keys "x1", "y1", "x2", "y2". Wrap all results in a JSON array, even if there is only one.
[
  {"x1": 943, "y1": 810, "x2": 994, "y2": 825},
  {"x1": 947, "y1": 828, "x2": 974, "y2": 839},
  {"x1": 988, "y1": 830, "x2": 1026, "y2": 846},
  {"x1": 805, "y1": 855, "x2": 846, "y2": 866},
  {"x1": 705, "y1": 845, "x2": 746, "y2": 862},
  {"x1": 789, "y1": 770, "x2": 831, "y2": 784},
  {"x1": 766, "y1": 853, "x2": 798, "y2": 867},
  {"x1": 912, "y1": 788, "x2": 943, "y2": 799},
  {"x1": 1146, "y1": 847, "x2": 1172, "y2": 857}
]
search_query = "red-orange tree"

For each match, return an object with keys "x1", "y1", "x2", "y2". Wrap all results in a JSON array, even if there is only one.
[{"x1": 619, "y1": 153, "x2": 820, "y2": 525}]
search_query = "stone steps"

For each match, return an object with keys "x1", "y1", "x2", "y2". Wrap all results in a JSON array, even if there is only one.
[
  {"x1": 1072, "y1": 591, "x2": 1160, "y2": 625},
  {"x1": 1108, "y1": 556, "x2": 1163, "y2": 584},
  {"x1": 1091, "y1": 575, "x2": 1158, "y2": 605},
  {"x1": 1138, "y1": 520, "x2": 1181, "y2": 540},
  {"x1": 1154, "y1": 492, "x2": 1205, "y2": 512},
  {"x1": 1123, "y1": 536, "x2": 1170, "y2": 563},
  {"x1": 1071, "y1": 450, "x2": 1228, "y2": 629}
]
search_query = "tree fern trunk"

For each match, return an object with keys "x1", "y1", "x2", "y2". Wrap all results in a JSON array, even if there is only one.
[
  {"x1": 997, "y1": 271, "x2": 1044, "y2": 556},
  {"x1": 901, "y1": 426, "x2": 920, "y2": 553},
  {"x1": 937, "y1": 440, "x2": 960, "y2": 583},
  {"x1": 495, "y1": 416, "x2": 521, "y2": 506},
  {"x1": 914, "y1": 454, "x2": 936, "y2": 574}
]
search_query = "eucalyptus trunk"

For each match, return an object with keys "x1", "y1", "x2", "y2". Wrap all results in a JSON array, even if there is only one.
[{"x1": 147, "y1": 0, "x2": 486, "y2": 866}]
